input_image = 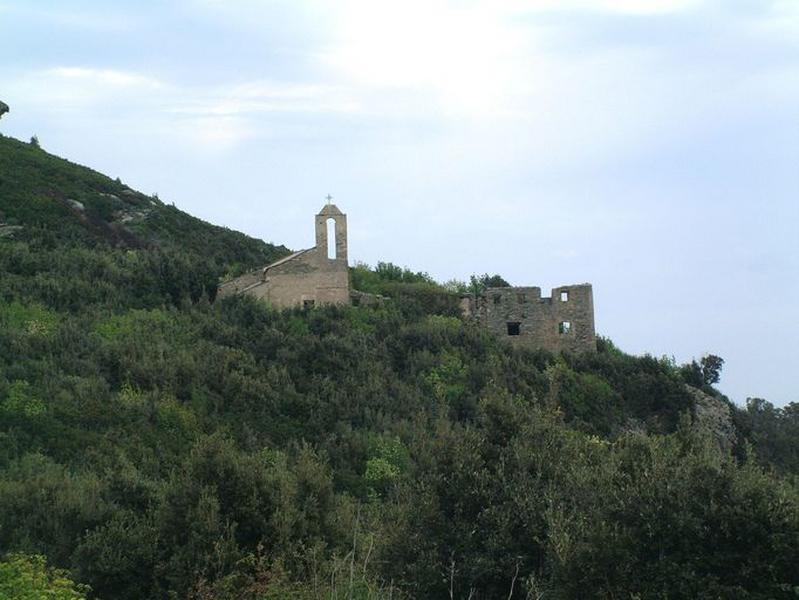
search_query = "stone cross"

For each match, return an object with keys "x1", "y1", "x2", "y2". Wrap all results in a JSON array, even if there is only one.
[{"x1": 325, "y1": 194, "x2": 333, "y2": 204}]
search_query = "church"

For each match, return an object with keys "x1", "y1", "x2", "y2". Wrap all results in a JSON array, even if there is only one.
[
  {"x1": 218, "y1": 199, "x2": 596, "y2": 353},
  {"x1": 217, "y1": 201, "x2": 350, "y2": 308}
]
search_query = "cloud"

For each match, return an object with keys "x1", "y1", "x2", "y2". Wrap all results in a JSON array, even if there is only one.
[
  {"x1": 10, "y1": 66, "x2": 360, "y2": 116},
  {"x1": 2, "y1": 66, "x2": 364, "y2": 153},
  {"x1": 4, "y1": 67, "x2": 165, "y2": 113},
  {"x1": 0, "y1": 2, "x2": 137, "y2": 32},
  {"x1": 319, "y1": 0, "x2": 539, "y2": 118},
  {"x1": 514, "y1": 0, "x2": 705, "y2": 15},
  {"x1": 48, "y1": 67, "x2": 164, "y2": 89},
  {"x1": 171, "y1": 81, "x2": 361, "y2": 116},
  {"x1": 752, "y1": 0, "x2": 799, "y2": 40},
  {"x1": 5, "y1": 0, "x2": 795, "y2": 163}
]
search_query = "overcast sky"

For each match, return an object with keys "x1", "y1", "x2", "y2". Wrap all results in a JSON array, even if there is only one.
[{"x1": 1, "y1": 0, "x2": 797, "y2": 406}]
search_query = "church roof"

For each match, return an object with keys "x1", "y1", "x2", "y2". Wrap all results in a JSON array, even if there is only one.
[
  {"x1": 318, "y1": 203, "x2": 344, "y2": 216},
  {"x1": 262, "y1": 247, "x2": 312, "y2": 271}
]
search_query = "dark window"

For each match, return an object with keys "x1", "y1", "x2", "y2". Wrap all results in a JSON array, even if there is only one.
[
  {"x1": 493, "y1": 295, "x2": 502, "y2": 305},
  {"x1": 560, "y1": 291, "x2": 569, "y2": 302},
  {"x1": 559, "y1": 321, "x2": 571, "y2": 334},
  {"x1": 303, "y1": 299, "x2": 315, "y2": 309},
  {"x1": 507, "y1": 322, "x2": 521, "y2": 336}
]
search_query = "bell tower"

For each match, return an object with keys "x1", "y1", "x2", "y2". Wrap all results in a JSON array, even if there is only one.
[{"x1": 315, "y1": 195, "x2": 348, "y2": 267}]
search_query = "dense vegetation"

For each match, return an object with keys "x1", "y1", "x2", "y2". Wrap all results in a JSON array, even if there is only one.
[{"x1": 1, "y1": 134, "x2": 798, "y2": 599}]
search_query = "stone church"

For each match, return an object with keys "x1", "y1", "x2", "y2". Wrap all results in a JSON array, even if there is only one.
[
  {"x1": 218, "y1": 200, "x2": 596, "y2": 352},
  {"x1": 217, "y1": 202, "x2": 349, "y2": 308}
]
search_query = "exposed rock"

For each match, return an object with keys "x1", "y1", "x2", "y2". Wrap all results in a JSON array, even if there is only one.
[
  {"x1": 351, "y1": 289, "x2": 387, "y2": 307},
  {"x1": 66, "y1": 199, "x2": 85, "y2": 211},
  {"x1": 687, "y1": 385, "x2": 736, "y2": 452},
  {"x1": 0, "y1": 101, "x2": 8, "y2": 120},
  {"x1": 0, "y1": 224, "x2": 23, "y2": 238},
  {"x1": 117, "y1": 209, "x2": 150, "y2": 224},
  {"x1": 619, "y1": 418, "x2": 647, "y2": 436}
]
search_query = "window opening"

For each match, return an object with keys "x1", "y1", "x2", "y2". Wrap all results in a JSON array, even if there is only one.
[
  {"x1": 507, "y1": 322, "x2": 521, "y2": 336},
  {"x1": 493, "y1": 295, "x2": 502, "y2": 305},
  {"x1": 303, "y1": 299, "x2": 315, "y2": 309},
  {"x1": 559, "y1": 321, "x2": 572, "y2": 334},
  {"x1": 560, "y1": 291, "x2": 569, "y2": 302},
  {"x1": 326, "y1": 218, "x2": 336, "y2": 259}
]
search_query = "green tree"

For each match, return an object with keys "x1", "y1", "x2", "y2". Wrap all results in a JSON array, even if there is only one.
[
  {"x1": 468, "y1": 273, "x2": 510, "y2": 294},
  {"x1": 0, "y1": 553, "x2": 89, "y2": 599},
  {"x1": 701, "y1": 354, "x2": 724, "y2": 385}
]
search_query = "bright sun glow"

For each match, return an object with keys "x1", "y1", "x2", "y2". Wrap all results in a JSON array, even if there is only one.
[
  {"x1": 323, "y1": 0, "x2": 532, "y2": 117},
  {"x1": 320, "y1": 0, "x2": 705, "y2": 118}
]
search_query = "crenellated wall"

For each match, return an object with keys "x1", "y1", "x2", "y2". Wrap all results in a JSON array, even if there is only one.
[{"x1": 462, "y1": 284, "x2": 596, "y2": 353}]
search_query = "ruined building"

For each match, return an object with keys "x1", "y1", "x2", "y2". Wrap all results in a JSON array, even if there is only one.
[
  {"x1": 460, "y1": 284, "x2": 596, "y2": 353},
  {"x1": 219, "y1": 201, "x2": 596, "y2": 352},
  {"x1": 217, "y1": 202, "x2": 349, "y2": 308}
]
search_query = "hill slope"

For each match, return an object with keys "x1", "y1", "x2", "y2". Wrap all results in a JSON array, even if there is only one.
[
  {"x1": 1, "y1": 136, "x2": 798, "y2": 600},
  {"x1": 0, "y1": 134, "x2": 288, "y2": 282}
]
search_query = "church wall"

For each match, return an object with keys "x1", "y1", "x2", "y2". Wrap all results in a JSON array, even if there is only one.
[
  {"x1": 216, "y1": 204, "x2": 350, "y2": 309},
  {"x1": 259, "y1": 249, "x2": 349, "y2": 307}
]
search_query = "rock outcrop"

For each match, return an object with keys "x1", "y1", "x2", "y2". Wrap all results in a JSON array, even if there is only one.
[{"x1": 687, "y1": 385, "x2": 736, "y2": 452}]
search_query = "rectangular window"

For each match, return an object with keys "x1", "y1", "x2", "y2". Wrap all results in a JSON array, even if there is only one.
[
  {"x1": 560, "y1": 291, "x2": 569, "y2": 302},
  {"x1": 326, "y1": 218, "x2": 336, "y2": 259},
  {"x1": 507, "y1": 322, "x2": 521, "y2": 336},
  {"x1": 303, "y1": 299, "x2": 315, "y2": 309},
  {"x1": 559, "y1": 321, "x2": 571, "y2": 334}
]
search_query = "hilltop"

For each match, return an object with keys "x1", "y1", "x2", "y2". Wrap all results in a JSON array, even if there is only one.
[
  {"x1": 1, "y1": 136, "x2": 798, "y2": 599},
  {"x1": 0, "y1": 134, "x2": 288, "y2": 282}
]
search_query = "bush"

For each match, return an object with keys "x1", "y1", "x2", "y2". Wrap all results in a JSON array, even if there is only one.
[{"x1": 0, "y1": 553, "x2": 89, "y2": 599}]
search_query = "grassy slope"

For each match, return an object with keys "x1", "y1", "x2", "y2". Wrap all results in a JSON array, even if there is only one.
[{"x1": 0, "y1": 134, "x2": 289, "y2": 273}]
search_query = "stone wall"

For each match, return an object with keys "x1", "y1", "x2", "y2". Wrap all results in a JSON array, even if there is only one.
[
  {"x1": 216, "y1": 204, "x2": 350, "y2": 309},
  {"x1": 463, "y1": 284, "x2": 596, "y2": 353}
]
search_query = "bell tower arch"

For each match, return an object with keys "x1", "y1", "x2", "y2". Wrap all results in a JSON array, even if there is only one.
[{"x1": 315, "y1": 196, "x2": 348, "y2": 267}]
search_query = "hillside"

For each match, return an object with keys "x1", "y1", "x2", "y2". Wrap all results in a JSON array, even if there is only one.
[
  {"x1": 1, "y1": 136, "x2": 798, "y2": 600},
  {"x1": 0, "y1": 135, "x2": 289, "y2": 298}
]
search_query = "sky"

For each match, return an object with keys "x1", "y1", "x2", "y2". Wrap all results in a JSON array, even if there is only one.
[{"x1": 1, "y1": 0, "x2": 797, "y2": 406}]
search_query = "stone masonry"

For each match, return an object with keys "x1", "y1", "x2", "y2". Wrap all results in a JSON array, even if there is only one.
[
  {"x1": 218, "y1": 202, "x2": 597, "y2": 353},
  {"x1": 461, "y1": 284, "x2": 596, "y2": 353},
  {"x1": 217, "y1": 203, "x2": 349, "y2": 308}
]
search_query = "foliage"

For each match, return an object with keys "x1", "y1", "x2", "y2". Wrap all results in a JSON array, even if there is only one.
[
  {"x1": 0, "y1": 136, "x2": 797, "y2": 599},
  {"x1": 733, "y1": 398, "x2": 799, "y2": 476},
  {"x1": 0, "y1": 553, "x2": 89, "y2": 599},
  {"x1": 444, "y1": 273, "x2": 511, "y2": 295},
  {"x1": 680, "y1": 353, "x2": 725, "y2": 389}
]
